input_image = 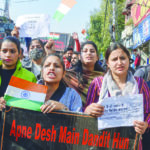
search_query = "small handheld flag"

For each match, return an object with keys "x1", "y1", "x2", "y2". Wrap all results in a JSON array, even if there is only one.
[{"x1": 4, "y1": 76, "x2": 48, "y2": 111}]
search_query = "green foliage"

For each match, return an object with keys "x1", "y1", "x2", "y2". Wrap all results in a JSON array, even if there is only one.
[{"x1": 87, "y1": 0, "x2": 126, "y2": 55}]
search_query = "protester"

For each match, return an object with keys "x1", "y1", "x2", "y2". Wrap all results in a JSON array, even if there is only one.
[
  {"x1": 63, "y1": 41, "x2": 104, "y2": 105},
  {"x1": 0, "y1": 36, "x2": 36, "y2": 109},
  {"x1": 63, "y1": 47, "x2": 73, "y2": 69},
  {"x1": 134, "y1": 63, "x2": 150, "y2": 150},
  {"x1": 134, "y1": 64, "x2": 150, "y2": 88},
  {"x1": 83, "y1": 42, "x2": 150, "y2": 150},
  {"x1": 19, "y1": 47, "x2": 25, "y2": 61},
  {"x1": 75, "y1": 41, "x2": 104, "y2": 72},
  {"x1": 21, "y1": 38, "x2": 46, "y2": 80},
  {"x1": 38, "y1": 53, "x2": 82, "y2": 113},
  {"x1": 133, "y1": 49, "x2": 141, "y2": 69},
  {"x1": 69, "y1": 51, "x2": 80, "y2": 69}
]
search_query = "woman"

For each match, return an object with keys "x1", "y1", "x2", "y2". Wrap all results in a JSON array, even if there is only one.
[
  {"x1": 0, "y1": 36, "x2": 36, "y2": 109},
  {"x1": 38, "y1": 54, "x2": 82, "y2": 113},
  {"x1": 21, "y1": 38, "x2": 46, "y2": 80},
  {"x1": 64, "y1": 41, "x2": 104, "y2": 105},
  {"x1": 75, "y1": 41, "x2": 104, "y2": 73},
  {"x1": 84, "y1": 42, "x2": 150, "y2": 149}
]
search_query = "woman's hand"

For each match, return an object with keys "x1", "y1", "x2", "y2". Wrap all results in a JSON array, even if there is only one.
[
  {"x1": 134, "y1": 120, "x2": 148, "y2": 134},
  {"x1": 44, "y1": 39, "x2": 55, "y2": 55},
  {"x1": 40, "y1": 100, "x2": 68, "y2": 113},
  {"x1": 72, "y1": 32, "x2": 79, "y2": 40},
  {"x1": 84, "y1": 103, "x2": 104, "y2": 117},
  {"x1": 0, "y1": 97, "x2": 6, "y2": 110},
  {"x1": 11, "y1": 26, "x2": 20, "y2": 38}
]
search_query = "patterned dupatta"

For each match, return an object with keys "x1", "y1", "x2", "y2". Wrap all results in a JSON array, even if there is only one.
[{"x1": 63, "y1": 70, "x2": 104, "y2": 105}]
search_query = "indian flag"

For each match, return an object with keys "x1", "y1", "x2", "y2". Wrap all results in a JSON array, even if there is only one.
[
  {"x1": 49, "y1": 33, "x2": 60, "y2": 40},
  {"x1": 4, "y1": 76, "x2": 47, "y2": 112},
  {"x1": 53, "y1": 0, "x2": 77, "y2": 22}
]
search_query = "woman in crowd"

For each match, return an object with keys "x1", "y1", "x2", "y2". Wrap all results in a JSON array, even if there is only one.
[
  {"x1": 64, "y1": 41, "x2": 104, "y2": 105},
  {"x1": 0, "y1": 36, "x2": 36, "y2": 109},
  {"x1": 84, "y1": 42, "x2": 150, "y2": 150},
  {"x1": 75, "y1": 41, "x2": 104, "y2": 73},
  {"x1": 38, "y1": 53, "x2": 82, "y2": 113},
  {"x1": 21, "y1": 38, "x2": 46, "y2": 80}
]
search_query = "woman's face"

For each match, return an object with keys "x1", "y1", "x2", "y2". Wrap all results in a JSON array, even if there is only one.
[
  {"x1": 81, "y1": 44, "x2": 98, "y2": 66},
  {"x1": 0, "y1": 41, "x2": 19, "y2": 69},
  {"x1": 107, "y1": 48, "x2": 130, "y2": 77},
  {"x1": 42, "y1": 56, "x2": 65, "y2": 84},
  {"x1": 29, "y1": 40, "x2": 45, "y2": 61},
  {"x1": 29, "y1": 40, "x2": 43, "y2": 51}
]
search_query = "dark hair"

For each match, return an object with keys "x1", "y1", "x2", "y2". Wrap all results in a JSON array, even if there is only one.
[
  {"x1": 2, "y1": 36, "x2": 20, "y2": 53},
  {"x1": 105, "y1": 42, "x2": 130, "y2": 61},
  {"x1": 64, "y1": 47, "x2": 73, "y2": 53},
  {"x1": 75, "y1": 60, "x2": 104, "y2": 73},
  {"x1": 41, "y1": 53, "x2": 65, "y2": 72},
  {"x1": 81, "y1": 41, "x2": 98, "y2": 52},
  {"x1": 76, "y1": 40, "x2": 104, "y2": 73},
  {"x1": 29, "y1": 38, "x2": 44, "y2": 50},
  {"x1": 73, "y1": 51, "x2": 80, "y2": 55}
]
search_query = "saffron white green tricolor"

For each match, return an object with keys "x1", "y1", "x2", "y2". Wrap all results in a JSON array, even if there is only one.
[
  {"x1": 4, "y1": 76, "x2": 47, "y2": 112},
  {"x1": 49, "y1": 33, "x2": 60, "y2": 40},
  {"x1": 53, "y1": 0, "x2": 77, "y2": 22}
]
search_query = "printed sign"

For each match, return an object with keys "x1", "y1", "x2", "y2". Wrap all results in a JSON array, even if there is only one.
[
  {"x1": 98, "y1": 94, "x2": 143, "y2": 130},
  {"x1": 16, "y1": 14, "x2": 50, "y2": 38},
  {"x1": 0, "y1": 106, "x2": 139, "y2": 150}
]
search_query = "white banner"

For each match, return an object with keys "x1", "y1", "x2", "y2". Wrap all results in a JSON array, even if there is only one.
[
  {"x1": 98, "y1": 94, "x2": 144, "y2": 130},
  {"x1": 16, "y1": 14, "x2": 50, "y2": 38}
]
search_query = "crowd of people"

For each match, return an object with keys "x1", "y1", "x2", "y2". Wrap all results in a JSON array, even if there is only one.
[{"x1": 0, "y1": 28, "x2": 149, "y2": 150}]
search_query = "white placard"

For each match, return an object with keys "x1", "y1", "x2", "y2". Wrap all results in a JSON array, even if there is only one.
[
  {"x1": 98, "y1": 94, "x2": 144, "y2": 130},
  {"x1": 16, "y1": 14, "x2": 50, "y2": 38}
]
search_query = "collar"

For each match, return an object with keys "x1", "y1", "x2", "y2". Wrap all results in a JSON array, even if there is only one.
[{"x1": 0, "y1": 60, "x2": 22, "y2": 70}]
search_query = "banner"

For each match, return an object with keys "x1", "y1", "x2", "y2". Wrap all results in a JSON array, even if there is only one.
[
  {"x1": 16, "y1": 14, "x2": 51, "y2": 38},
  {"x1": 131, "y1": 0, "x2": 150, "y2": 26},
  {"x1": 0, "y1": 106, "x2": 139, "y2": 150},
  {"x1": 40, "y1": 32, "x2": 74, "y2": 51},
  {"x1": 133, "y1": 15, "x2": 150, "y2": 49}
]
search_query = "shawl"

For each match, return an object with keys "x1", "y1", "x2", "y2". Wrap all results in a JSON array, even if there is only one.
[
  {"x1": 63, "y1": 70, "x2": 104, "y2": 105},
  {"x1": 99, "y1": 70, "x2": 139, "y2": 101}
]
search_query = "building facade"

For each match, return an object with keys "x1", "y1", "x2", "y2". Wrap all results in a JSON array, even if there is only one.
[{"x1": 122, "y1": 0, "x2": 150, "y2": 64}]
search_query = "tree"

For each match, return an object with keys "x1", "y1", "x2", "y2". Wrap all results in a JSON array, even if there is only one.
[{"x1": 87, "y1": 0, "x2": 126, "y2": 55}]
